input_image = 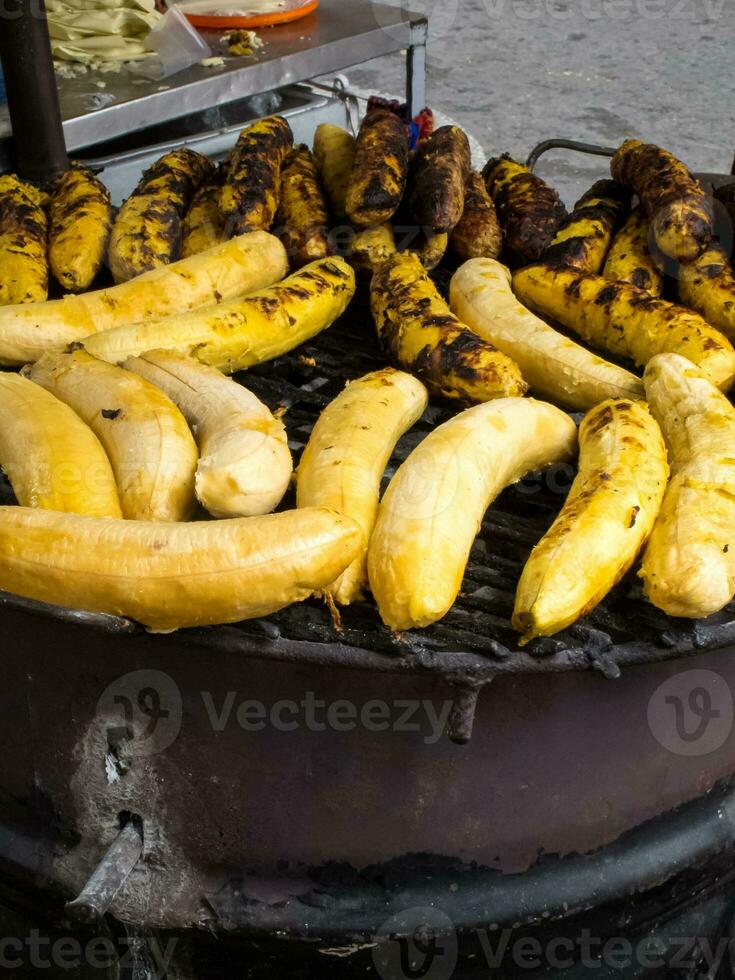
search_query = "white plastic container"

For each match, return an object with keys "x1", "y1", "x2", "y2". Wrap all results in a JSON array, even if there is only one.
[{"x1": 143, "y1": 5, "x2": 212, "y2": 79}]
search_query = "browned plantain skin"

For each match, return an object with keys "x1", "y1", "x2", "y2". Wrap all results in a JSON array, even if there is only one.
[
  {"x1": 610, "y1": 139, "x2": 712, "y2": 261},
  {"x1": 407, "y1": 125, "x2": 470, "y2": 232},
  {"x1": 346, "y1": 110, "x2": 409, "y2": 228},
  {"x1": 0, "y1": 175, "x2": 48, "y2": 304},
  {"x1": 220, "y1": 116, "x2": 294, "y2": 234},
  {"x1": 450, "y1": 170, "x2": 502, "y2": 260},
  {"x1": 483, "y1": 154, "x2": 567, "y2": 265},
  {"x1": 541, "y1": 179, "x2": 630, "y2": 273},
  {"x1": 276, "y1": 144, "x2": 331, "y2": 269}
]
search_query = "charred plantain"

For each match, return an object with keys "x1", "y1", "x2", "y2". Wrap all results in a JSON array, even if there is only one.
[
  {"x1": 220, "y1": 116, "x2": 293, "y2": 235},
  {"x1": 48, "y1": 168, "x2": 113, "y2": 292},
  {"x1": 603, "y1": 207, "x2": 663, "y2": 295},
  {"x1": 407, "y1": 125, "x2": 470, "y2": 232},
  {"x1": 346, "y1": 109, "x2": 409, "y2": 228},
  {"x1": 450, "y1": 170, "x2": 502, "y2": 260},
  {"x1": 276, "y1": 144, "x2": 331, "y2": 269},
  {"x1": 108, "y1": 148, "x2": 213, "y2": 283},
  {"x1": 483, "y1": 154, "x2": 566, "y2": 265},
  {"x1": 678, "y1": 245, "x2": 735, "y2": 339},
  {"x1": 181, "y1": 166, "x2": 226, "y2": 258},
  {"x1": 0, "y1": 174, "x2": 48, "y2": 304},
  {"x1": 350, "y1": 223, "x2": 397, "y2": 274},
  {"x1": 371, "y1": 251, "x2": 527, "y2": 403},
  {"x1": 541, "y1": 179, "x2": 629, "y2": 273},
  {"x1": 611, "y1": 139, "x2": 712, "y2": 261}
]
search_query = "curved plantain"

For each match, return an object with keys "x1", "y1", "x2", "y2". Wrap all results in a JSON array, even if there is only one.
[
  {"x1": 371, "y1": 251, "x2": 527, "y2": 404},
  {"x1": 346, "y1": 109, "x2": 409, "y2": 228},
  {"x1": 25, "y1": 349, "x2": 198, "y2": 522},
  {"x1": 0, "y1": 174, "x2": 48, "y2": 304},
  {"x1": 108, "y1": 148, "x2": 214, "y2": 283},
  {"x1": 541, "y1": 179, "x2": 629, "y2": 273},
  {"x1": 602, "y1": 207, "x2": 663, "y2": 295},
  {"x1": 450, "y1": 258, "x2": 644, "y2": 410},
  {"x1": 410, "y1": 227, "x2": 448, "y2": 271},
  {"x1": 220, "y1": 115, "x2": 293, "y2": 234},
  {"x1": 297, "y1": 368, "x2": 428, "y2": 605},
  {"x1": 640, "y1": 353, "x2": 735, "y2": 618},
  {"x1": 450, "y1": 170, "x2": 502, "y2": 261},
  {"x1": 48, "y1": 168, "x2": 113, "y2": 292},
  {"x1": 181, "y1": 169, "x2": 226, "y2": 258},
  {"x1": 512, "y1": 263, "x2": 735, "y2": 391},
  {"x1": 678, "y1": 245, "x2": 735, "y2": 340},
  {"x1": 276, "y1": 144, "x2": 331, "y2": 269},
  {"x1": 0, "y1": 231, "x2": 288, "y2": 367},
  {"x1": 85, "y1": 256, "x2": 355, "y2": 370},
  {"x1": 513, "y1": 398, "x2": 667, "y2": 642},
  {"x1": 367, "y1": 398, "x2": 577, "y2": 630},
  {"x1": 125, "y1": 350, "x2": 292, "y2": 518},
  {"x1": 0, "y1": 373, "x2": 121, "y2": 518},
  {"x1": 312, "y1": 123, "x2": 356, "y2": 222},
  {"x1": 0, "y1": 506, "x2": 361, "y2": 632}
]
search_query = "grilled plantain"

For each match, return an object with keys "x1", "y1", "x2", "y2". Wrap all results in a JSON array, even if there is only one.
[
  {"x1": 450, "y1": 258, "x2": 644, "y2": 410},
  {"x1": 346, "y1": 109, "x2": 409, "y2": 228},
  {"x1": 610, "y1": 139, "x2": 712, "y2": 261},
  {"x1": 220, "y1": 115, "x2": 293, "y2": 235},
  {"x1": 482, "y1": 155, "x2": 566, "y2": 264},
  {"x1": 276, "y1": 144, "x2": 331, "y2": 269},
  {"x1": 541, "y1": 179, "x2": 629, "y2": 273},
  {"x1": 714, "y1": 182, "x2": 735, "y2": 250},
  {"x1": 407, "y1": 125, "x2": 470, "y2": 232},
  {"x1": 640, "y1": 353, "x2": 735, "y2": 618},
  {"x1": 108, "y1": 148, "x2": 213, "y2": 283},
  {"x1": 450, "y1": 170, "x2": 502, "y2": 261},
  {"x1": 0, "y1": 174, "x2": 48, "y2": 304},
  {"x1": 181, "y1": 168, "x2": 226, "y2": 258},
  {"x1": 411, "y1": 227, "x2": 448, "y2": 270},
  {"x1": 678, "y1": 245, "x2": 735, "y2": 340},
  {"x1": 513, "y1": 398, "x2": 667, "y2": 642},
  {"x1": 350, "y1": 223, "x2": 397, "y2": 274},
  {"x1": 367, "y1": 398, "x2": 577, "y2": 630},
  {"x1": 371, "y1": 251, "x2": 527, "y2": 403},
  {"x1": 48, "y1": 168, "x2": 113, "y2": 292},
  {"x1": 513, "y1": 263, "x2": 735, "y2": 390},
  {"x1": 313, "y1": 123, "x2": 356, "y2": 222},
  {"x1": 602, "y1": 207, "x2": 663, "y2": 295}
]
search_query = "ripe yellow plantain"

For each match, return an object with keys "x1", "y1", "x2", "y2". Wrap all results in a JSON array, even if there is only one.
[
  {"x1": 513, "y1": 398, "x2": 667, "y2": 642},
  {"x1": 0, "y1": 231, "x2": 288, "y2": 367},
  {"x1": 276, "y1": 144, "x2": 331, "y2": 269},
  {"x1": 542, "y1": 179, "x2": 629, "y2": 273},
  {"x1": 313, "y1": 123, "x2": 356, "y2": 221},
  {"x1": 640, "y1": 353, "x2": 735, "y2": 618},
  {"x1": 602, "y1": 207, "x2": 663, "y2": 295},
  {"x1": 0, "y1": 373, "x2": 121, "y2": 518},
  {"x1": 512, "y1": 263, "x2": 735, "y2": 391},
  {"x1": 297, "y1": 368, "x2": 428, "y2": 605},
  {"x1": 450, "y1": 258, "x2": 643, "y2": 410},
  {"x1": 48, "y1": 168, "x2": 113, "y2": 292},
  {"x1": 0, "y1": 174, "x2": 48, "y2": 304},
  {"x1": 85, "y1": 256, "x2": 355, "y2": 371},
  {"x1": 349, "y1": 223, "x2": 396, "y2": 274},
  {"x1": 678, "y1": 245, "x2": 735, "y2": 340},
  {"x1": 371, "y1": 251, "x2": 527, "y2": 404},
  {"x1": 367, "y1": 398, "x2": 577, "y2": 630},
  {"x1": 125, "y1": 350, "x2": 292, "y2": 518},
  {"x1": 220, "y1": 116, "x2": 293, "y2": 234},
  {"x1": 25, "y1": 349, "x2": 198, "y2": 522},
  {"x1": 0, "y1": 506, "x2": 361, "y2": 632}
]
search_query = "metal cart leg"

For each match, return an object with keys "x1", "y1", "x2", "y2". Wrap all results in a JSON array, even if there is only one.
[{"x1": 406, "y1": 20, "x2": 428, "y2": 119}]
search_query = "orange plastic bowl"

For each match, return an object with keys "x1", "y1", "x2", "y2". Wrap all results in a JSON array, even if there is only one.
[{"x1": 184, "y1": 0, "x2": 318, "y2": 31}]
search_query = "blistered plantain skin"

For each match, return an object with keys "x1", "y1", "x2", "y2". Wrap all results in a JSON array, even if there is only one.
[
  {"x1": 0, "y1": 174, "x2": 48, "y2": 304},
  {"x1": 513, "y1": 398, "x2": 667, "y2": 642},
  {"x1": 276, "y1": 144, "x2": 331, "y2": 269},
  {"x1": 181, "y1": 168, "x2": 226, "y2": 258},
  {"x1": 541, "y1": 179, "x2": 630, "y2": 273},
  {"x1": 610, "y1": 139, "x2": 712, "y2": 261},
  {"x1": 108, "y1": 148, "x2": 213, "y2": 283},
  {"x1": 48, "y1": 168, "x2": 112, "y2": 292},
  {"x1": 450, "y1": 170, "x2": 502, "y2": 260},
  {"x1": 346, "y1": 110, "x2": 409, "y2": 228},
  {"x1": 407, "y1": 125, "x2": 470, "y2": 232},
  {"x1": 371, "y1": 251, "x2": 527, "y2": 403},
  {"x1": 313, "y1": 123, "x2": 356, "y2": 221},
  {"x1": 513, "y1": 263, "x2": 735, "y2": 391},
  {"x1": 220, "y1": 115, "x2": 293, "y2": 234},
  {"x1": 482, "y1": 155, "x2": 567, "y2": 264},
  {"x1": 678, "y1": 245, "x2": 735, "y2": 340},
  {"x1": 603, "y1": 207, "x2": 663, "y2": 295}
]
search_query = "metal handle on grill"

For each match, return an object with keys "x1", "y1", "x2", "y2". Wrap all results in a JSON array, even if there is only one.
[
  {"x1": 65, "y1": 820, "x2": 144, "y2": 925},
  {"x1": 526, "y1": 138, "x2": 617, "y2": 172}
]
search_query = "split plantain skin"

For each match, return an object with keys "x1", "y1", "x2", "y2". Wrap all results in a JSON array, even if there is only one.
[
  {"x1": 220, "y1": 115, "x2": 293, "y2": 234},
  {"x1": 678, "y1": 245, "x2": 735, "y2": 340},
  {"x1": 541, "y1": 179, "x2": 629, "y2": 273},
  {"x1": 603, "y1": 207, "x2": 663, "y2": 295},
  {"x1": 512, "y1": 263, "x2": 735, "y2": 391},
  {"x1": 450, "y1": 170, "x2": 502, "y2": 261},
  {"x1": 371, "y1": 251, "x2": 527, "y2": 404},
  {"x1": 611, "y1": 139, "x2": 712, "y2": 261},
  {"x1": 0, "y1": 506, "x2": 361, "y2": 632},
  {"x1": 407, "y1": 125, "x2": 470, "y2": 233},
  {"x1": 0, "y1": 373, "x2": 121, "y2": 518},
  {"x1": 450, "y1": 258, "x2": 644, "y2": 410},
  {"x1": 48, "y1": 168, "x2": 113, "y2": 291},
  {"x1": 0, "y1": 174, "x2": 48, "y2": 304},
  {"x1": 297, "y1": 368, "x2": 428, "y2": 605},
  {"x1": 346, "y1": 109, "x2": 409, "y2": 228},
  {"x1": 25, "y1": 349, "x2": 198, "y2": 523},
  {"x1": 367, "y1": 398, "x2": 577, "y2": 630},
  {"x1": 108, "y1": 148, "x2": 214, "y2": 283},
  {"x1": 276, "y1": 144, "x2": 331, "y2": 269},
  {"x1": 513, "y1": 398, "x2": 667, "y2": 642},
  {"x1": 640, "y1": 353, "x2": 735, "y2": 618},
  {"x1": 85, "y1": 256, "x2": 355, "y2": 371},
  {"x1": 312, "y1": 123, "x2": 356, "y2": 222},
  {"x1": 125, "y1": 350, "x2": 292, "y2": 518}
]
